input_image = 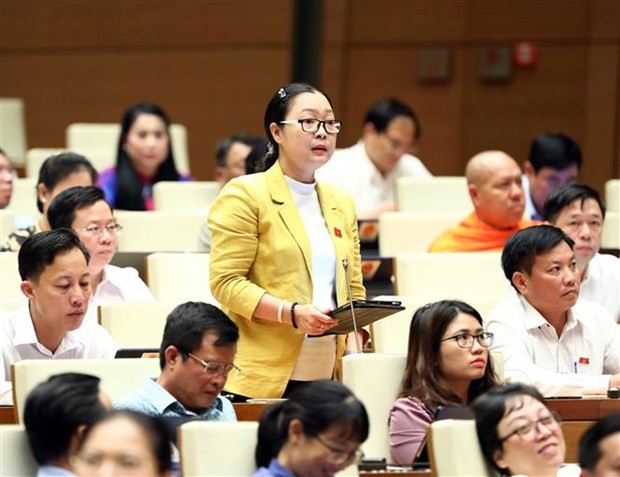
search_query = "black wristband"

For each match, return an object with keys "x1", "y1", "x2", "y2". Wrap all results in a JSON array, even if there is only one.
[{"x1": 290, "y1": 302, "x2": 299, "y2": 329}]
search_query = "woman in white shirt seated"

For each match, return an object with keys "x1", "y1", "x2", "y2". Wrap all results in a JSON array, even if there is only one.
[{"x1": 47, "y1": 186, "x2": 154, "y2": 322}]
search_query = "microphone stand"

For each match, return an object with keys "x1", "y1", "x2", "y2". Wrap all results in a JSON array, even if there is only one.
[{"x1": 342, "y1": 258, "x2": 362, "y2": 354}]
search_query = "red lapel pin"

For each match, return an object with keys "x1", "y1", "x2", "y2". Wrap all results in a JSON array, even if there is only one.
[{"x1": 334, "y1": 228, "x2": 342, "y2": 238}]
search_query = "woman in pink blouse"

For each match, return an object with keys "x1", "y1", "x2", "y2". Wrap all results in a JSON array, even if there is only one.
[{"x1": 389, "y1": 300, "x2": 499, "y2": 464}]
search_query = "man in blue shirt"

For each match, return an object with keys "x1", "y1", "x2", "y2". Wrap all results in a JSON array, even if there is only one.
[{"x1": 115, "y1": 301, "x2": 239, "y2": 421}]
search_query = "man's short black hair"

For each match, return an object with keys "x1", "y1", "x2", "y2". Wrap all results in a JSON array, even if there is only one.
[
  {"x1": 543, "y1": 183, "x2": 606, "y2": 223},
  {"x1": 18, "y1": 228, "x2": 90, "y2": 282},
  {"x1": 363, "y1": 98, "x2": 421, "y2": 139},
  {"x1": 159, "y1": 301, "x2": 239, "y2": 369},
  {"x1": 578, "y1": 413, "x2": 620, "y2": 472},
  {"x1": 215, "y1": 133, "x2": 263, "y2": 168},
  {"x1": 501, "y1": 225, "x2": 574, "y2": 290},
  {"x1": 48, "y1": 186, "x2": 110, "y2": 230},
  {"x1": 528, "y1": 133, "x2": 582, "y2": 172},
  {"x1": 24, "y1": 373, "x2": 108, "y2": 465}
]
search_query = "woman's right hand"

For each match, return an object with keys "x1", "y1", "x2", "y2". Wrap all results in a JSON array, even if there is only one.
[{"x1": 293, "y1": 305, "x2": 339, "y2": 336}]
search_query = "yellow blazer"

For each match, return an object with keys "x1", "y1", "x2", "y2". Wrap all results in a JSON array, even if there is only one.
[{"x1": 208, "y1": 161, "x2": 366, "y2": 398}]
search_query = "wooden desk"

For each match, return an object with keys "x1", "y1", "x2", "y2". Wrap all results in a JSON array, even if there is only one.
[
  {"x1": 546, "y1": 396, "x2": 619, "y2": 421},
  {"x1": 0, "y1": 405, "x2": 16, "y2": 424},
  {"x1": 233, "y1": 402, "x2": 271, "y2": 422}
]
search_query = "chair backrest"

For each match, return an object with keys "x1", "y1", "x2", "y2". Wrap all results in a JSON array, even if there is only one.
[
  {"x1": 114, "y1": 211, "x2": 205, "y2": 253},
  {"x1": 379, "y1": 212, "x2": 463, "y2": 255},
  {"x1": 0, "y1": 425, "x2": 38, "y2": 477},
  {"x1": 428, "y1": 419, "x2": 496, "y2": 477},
  {"x1": 98, "y1": 301, "x2": 177, "y2": 349},
  {"x1": 0, "y1": 98, "x2": 27, "y2": 165},
  {"x1": 12, "y1": 358, "x2": 160, "y2": 423},
  {"x1": 602, "y1": 211, "x2": 619, "y2": 249},
  {"x1": 372, "y1": 294, "x2": 502, "y2": 354},
  {"x1": 606, "y1": 179, "x2": 619, "y2": 213},
  {"x1": 395, "y1": 176, "x2": 472, "y2": 214},
  {"x1": 0, "y1": 209, "x2": 15, "y2": 239},
  {"x1": 153, "y1": 181, "x2": 220, "y2": 212},
  {"x1": 24, "y1": 148, "x2": 63, "y2": 178},
  {"x1": 3, "y1": 177, "x2": 38, "y2": 218},
  {"x1": 66, "y1": 123, "x2": 190, "y2": 175},
  {"x1": 0, "y1": 252, "x2": 23, "y2": 304},
  {"x1": 146, "y1": 252, "x2": 216, "y2": 304},
  {"x1": 342, "y1": 353, "x2": 406, "y2": 462},
  {"x1": 395, "y1": 252, "x2": 509, "y2": 297}
]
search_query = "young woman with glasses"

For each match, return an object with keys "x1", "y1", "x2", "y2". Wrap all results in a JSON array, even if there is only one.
[
  {"x1": 253, "y1": 380, "x2": 369, "y2": 477},
  {"x1": 208, "y1": 83, "x2": 365, "y2": 400},
  {"x1": 472, "y1": 383, "x2": 579, "y2": 476},
  {"x1": 389, "y1": 300, "x2": 499, "y2": 464}
]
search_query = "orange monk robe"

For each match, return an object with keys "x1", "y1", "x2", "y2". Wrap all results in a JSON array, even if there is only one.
[{"x1": 428, "y1": 212, "x2": 537, "y2": 252}]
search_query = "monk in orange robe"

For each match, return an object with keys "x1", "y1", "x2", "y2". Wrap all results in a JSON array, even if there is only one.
[{"x1": 429, "y1": 151, "x2": 536, "y2": 252}]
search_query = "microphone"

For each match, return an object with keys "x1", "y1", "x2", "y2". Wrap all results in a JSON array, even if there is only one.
[{"x1": 342, "y1": 258, "x2": 362, "y2": 353}]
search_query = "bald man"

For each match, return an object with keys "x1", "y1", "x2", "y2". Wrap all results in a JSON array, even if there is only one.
[{"x1": 429, "y1": 151, "x2": 535, "y2": 252}]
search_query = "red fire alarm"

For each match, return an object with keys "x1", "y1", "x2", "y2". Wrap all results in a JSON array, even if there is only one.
[{"x1": 513, "y1": 42, "x2": 538, "y2": 68}]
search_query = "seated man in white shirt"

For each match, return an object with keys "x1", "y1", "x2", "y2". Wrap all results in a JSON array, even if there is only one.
[
  {"x1": 315, "y1": 98, "x2": 432, "y2": 219},
  {"x1": 543, "y1": 183, "x2": 619, "y2": 322},
  {"x1": 0, "y1": 229, "x2": 117, "y2": 395},
  {"x1": 47, "y1": 186, "x2": 154, "y2": 324},
  {"x1": 486, "y1": 225, "x2": 620, "y2": 396}
]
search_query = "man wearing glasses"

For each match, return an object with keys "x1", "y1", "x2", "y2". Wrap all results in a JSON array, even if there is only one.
[
  {"x1": 315, "y1": 98, "x2": 431, "y2": 219},
  {"x1": 47, "y1": 185, "x2": 154, "y2": 324},
  {"x1": 115, "y1": 301, "x2": 239, "y2": 421},
  {"x1": 487, "y1": 225, "x2": 620, "y2": 397}
]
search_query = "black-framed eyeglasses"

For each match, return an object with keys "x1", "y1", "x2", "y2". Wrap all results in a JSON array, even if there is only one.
[
  {"x1": 186, "y1": 352, "x2": 241, "y2": 376},
  {"x1": 499, "y1": 411, "x2": 562, "y2": 442},
  {"x1": 314, "y1": 435, "x2": 364, "y2": 465},
  {"x1": 279, "y1": 118, "x2": 342, "y2": 134},
  {"x1": 440, "y1": 332, "x2": 494, "y2": 349},
  {"x1": 80, "y1": 223, "x2": 124, "y2": 237}
]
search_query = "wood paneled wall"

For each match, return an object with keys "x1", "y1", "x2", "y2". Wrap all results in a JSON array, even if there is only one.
[{"x1": 1, "y1": 0, "x2": 619, "y2": 190}]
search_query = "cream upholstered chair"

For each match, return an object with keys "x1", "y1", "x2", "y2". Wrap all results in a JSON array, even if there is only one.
[
  {"x1": 602, "y1": 211, "x2": 619, "y2": 249},
  {"x1": 379, "y1": 212, "x2": 463, "y2": 255},
  {"x1": 153, "y1": 181, "x2": 220, "y2": 212},
  {"x1": 146, "y1": 252, "x2": 216, "y2": 304},
  {"x1": 0, "y1": 98, "x2": 27, "y2": 165},
  {"x1": 66, "y1": 123, "x2": 190, "y2": 175},
  {"x1": 372, "y1": 294, "x2": 502, "y2": 354},
  {"x1": 0, "y1": 425, "x2": 37, "y2": 477},
  {"x1": 395, "y1": 176, "x2": 472, "y2": 214},
  {"x1": 341, "y1": 353, "x2": 406, "y2": 463},
  {"x1": 395, "y1": 252, "x2": 509, "y2": 297},
  {"x1": 428, "y1": 419, "x2": 496, "y2": 477},
  {"x1": 0, "y1": 252, "x2": 24, "y2": 305},
  {"x1": 97, "y1": 301, "x2": 177, "y2": 349},
  {"x1": 4, "y1": 177, "x2": 38, "y2": 218},
  {"x1": 24, "y1": 148, "x2": 63, "y2": 178},
  {"x1": 12, "y1": 358, "x2": 160, "y2": 423},
  {"x1": 114, "y1": 211, "x2": 205, "y2": 253},
  {"x1": 606, "y1": 179, "x2": 619, "y2": 213},
  {"x1": 0, "y1": 209, "x2": 15, "y2": 240}
]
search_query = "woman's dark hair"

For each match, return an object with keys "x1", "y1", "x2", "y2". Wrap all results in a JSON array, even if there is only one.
[
  {"x1": 78, "y1": 409, "x2": 172, "y2": 475},
  {"x1": 399, "y1": 300, "x2": 498, "y2": 409},
  {"x1": 115, "y1": 102, "x2": 179, "y2": 210},
  {"x1": 259, "y1": 83, "x2": 333, "y2": 171},
  {"x1": 255, "y1": 380, "x2": 369, "y2": 468},
  {"x1": 36, "y1": 152, "x2": 98, "y2": 213},
  {"x1": 471, "y1": 383, "x2": 548, "y2": 475}
]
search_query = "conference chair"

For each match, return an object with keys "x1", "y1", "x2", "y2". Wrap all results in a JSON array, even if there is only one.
[
  {"x1": 0, "y1": 425, "x2": 37, "y2": 477},
  {"x1": 0, "y1": 98, "x2": 27, "y2": 165},
  {"x1": 602, "y1": 211, "x2": 619, "y2": 249},
  {"x1": 11, "y1": 358, "x2": 160, "y2": 423},
  {"x1": 153, "y1": 181, "x2": 220, "y2": 212},
  {"x1": 97, "y1": 301, "x2": 177, "y2": 349},
  {"x1": 395, "y1": 252, "x2": 509, "y2": 297},
  {"x1": 341, "y1": 353, "x2": 406, "y2": 463},
  {"x1": 114, "y1": 211, "x2": 205, "y2": 253},
  {"x1": 395, "y1": 176, "x2": 471, "y2": 214},
  {"x1": 379, "y1": 212, "x2": 463, "y2": 255},
  {"x1": 0, "y1": 209, "x2": 15, "y2": 239},
  {"x1": 427, "y1": 419, "x2": 496, "y2": 477},
  {"x1": 146, "y1": 252, "x2": 217, "y2": 304},
  {"x1": 66, "y1": 123, "x2": 190, "y2": 175},
  {"x1": 24, "y1": 148, "x2": 62, "y2": 178},
  {"x1": 606, "y1": 179, "x2": 619, "y2": 213},
  {"x1": 0, "y1": 252, "x2": 23, "y2": 305},
  {"x1": 4, "y1": 177, "x2": 38, "y2": 218}
]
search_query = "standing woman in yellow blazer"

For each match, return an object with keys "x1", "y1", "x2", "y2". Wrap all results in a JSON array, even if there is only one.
[{"x1": 208, "y1": 83, "x2": 365, "y2": 400}]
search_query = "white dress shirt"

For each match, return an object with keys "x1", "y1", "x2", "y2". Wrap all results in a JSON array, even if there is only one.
[
  {"x1": 579, "y1": 253, "x2": 620, "y2": 322},
  {"x1": 486, "y1": 292, "x2": 620, "y2": 396},
  {"x1": 315, "y1": 141, "x2": 432, "y2": 213}
]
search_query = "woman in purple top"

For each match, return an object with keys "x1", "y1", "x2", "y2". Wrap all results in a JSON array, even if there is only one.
[
  {"x1": 389, "y1": 300, "x2": 499, "y2": 464},
  {"x1": 98, "y1": 102, "x2": 191, "y2": 211}
]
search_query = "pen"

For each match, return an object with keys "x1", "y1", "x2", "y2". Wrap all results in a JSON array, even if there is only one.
[{"x1": 574, "y1": 361, "x2": 578, "y2": 374}]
